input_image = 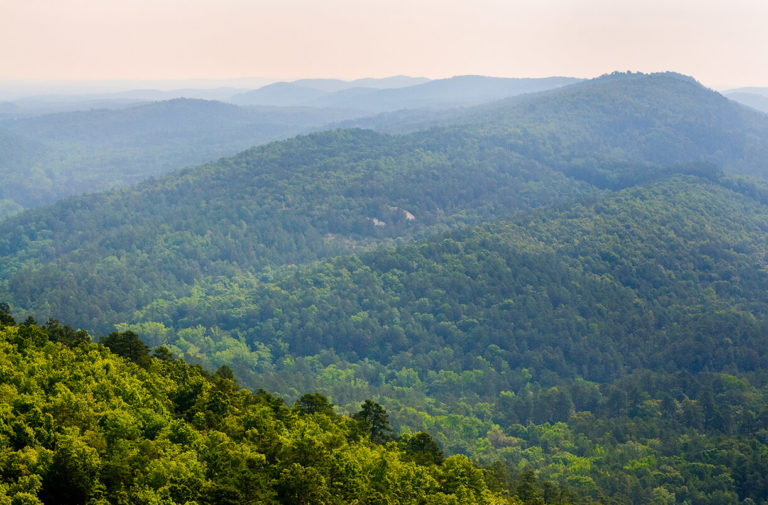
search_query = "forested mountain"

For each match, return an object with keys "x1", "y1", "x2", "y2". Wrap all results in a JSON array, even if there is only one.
[
  {"x1": 305, "y1": 76, "x2": 582, "y2": 112},
  {"x1": 293, "y1": 76, "x2": 430, "y2": 91},
  {"x1": 0, "y1": 127, "x2": 596, "y2": 332},
  {"x1": 340, "y1": 73, "x2": 768, "y2": 168},
  {"x1": 456, "y1": 72, "x2": 768, "y2": 177},
  {"x1": 230, "y1": 82, "x2": 330, "y2": 107},
  {"x1": 351, "y1": 73, "x2": 768, "y2": 178},
  {"x1": 229, "y1": 76, "x2": 430, "y2": 105},
  {"x1": 0, "y1": 315, "x2": 558, "y2": 505},
  {"x1": 0, "y1": 75, "x2": 579, "y2": 215},
  {"x1": 0, "y1": 99, "x2": 362, "y2": 211},
  {"x1": 3, "y1": 73, "x2": 768, "y2": 331},
  {"x1": 4, "y1": 72, "x2": 768, "y2": 504},
  {"x1": 117, "y1": 173, "x2": 768, "y2": 504}
]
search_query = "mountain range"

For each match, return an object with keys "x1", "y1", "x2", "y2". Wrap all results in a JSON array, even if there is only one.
[
  {"x1": 230, "y1": 75, "x2": 581, "y2": 111},
  {"x1": 3, "y1": 71, "x2": 768, "y2": 504},
  {"x1": 0, "y1": 75, "x2": 580, "y2": 218},
  {"x1": 725, "y1": 87, "x2": 768, "y2": 114}
]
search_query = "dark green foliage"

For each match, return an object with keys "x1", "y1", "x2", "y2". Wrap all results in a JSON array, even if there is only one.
[
  {"x1": 43, "y1": 318, "x2": 89, "y2": 347},
  {"x1": 39, "y1": 435, "x2": 100, "y2": 505},
  {"x1": 111, "y1": 176, "x2": 768, "y2": 504},
  {"x1": 403, "y1": 432, "x2": 445, "y2": 466},
  {"x1": 11, "y1": 73, "x2": 768, "y2": 334},
  {"x1": 353, "y1": 400, "x2": 394, "y2": 444},
  {"x1": 293, "y1": 393, "x2": 336, "y2": 416},
  {"x1": 100, "y1": 330, "x2": 150, "y2": 368},
  {"x1": 0, "y1": 127, "x2": 594, "y2": 333},
  {"x1": 0, "y1": 302, "x2": 14, "y2": 326},
  {"x1": 3, "y1": 72, "x2": 768, "y2": 505}
]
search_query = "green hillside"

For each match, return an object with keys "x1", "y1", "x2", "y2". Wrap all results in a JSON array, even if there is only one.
[
  {"x1": 3, "y1": 72, "x2": 768, "y2": 504},
  {"x1": 0, "y1": 128, "x2": 596, "y2": 332},
  {"x1": 353, "y1": 73, "x2": 768, "y2": 182},
  {"x1": 0, "y1": 99, "x2": 360, "y2": 209},
  {"x1": 0, "y1": 314, "x2": 560, "y2": 505},
  {"x1": 129, "y1": 175, "x2": 768, "y2": 383},
  {"x1": 5, "y1": 173, "x2": 768, "y2": 504},
  {"x1": 117, "y1": 175, "x2": 768, "y2": 504},
  {"x1": 462, "y1": 72, "x2": 768, "y2": 177},
  {"x1": 4, "y1": 73, "x2": 768, "y2": 332}
]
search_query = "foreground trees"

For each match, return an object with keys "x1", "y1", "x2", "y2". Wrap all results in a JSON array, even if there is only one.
[{"x1": 0, "y1": 320, "x2": 574, "y2": 505}]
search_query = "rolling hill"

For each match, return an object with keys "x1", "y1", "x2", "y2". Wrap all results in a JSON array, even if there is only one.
[
  {"x1": 0, "y1": 75, "x2": 581, "y2": 214},
  {"x1": 3, "y1": 72, "x2": 768, "y2": 331},
  {"x1": 231, "y1": 75, "x2": 581, "y2": 111},
  {"x1": 0, "y1": 315, "x2": 537, "y2": 505},
  {"x1": 0, "y1": 98, "x2": 363, "y2": 210},
  {"x1": 726, "y1": 88, "x2": 768, "y2": 114},
  {"x1": 3, "y1": 71, "x2": 768, "y2": 504}
]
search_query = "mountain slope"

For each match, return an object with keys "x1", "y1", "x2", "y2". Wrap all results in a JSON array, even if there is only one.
[
  {"x1": 232, "y1": 75, "x2": 582, "y2": 111},
  {"x1": 306, "y1": 76, "x2": 582, "y2": 112},
  {"x1": 349, "y1": 73, "x2": 768, "y2": 179},
  {"x1": 0, "y1": 316, "x2": 538, "y2": 505},
  {"x1": 124, "y1": 174, "x2": 768, "y2": 388},
  {"x1": 5, "y1": 175, "x2": 768, "y2": 504},
  {"x1": 229, "y1": 82, "x2": 329, "y2": 106},
  {"x1": 457, "y1": 72, "x2": 768, "y2": 177},
  {"x1": 119, "y1": 174, "x2": 768, "y2": 504},
  {"x1": 0, "y1": 128, "x2": 595, "y2": 331},
  {"x1": 4, "y1": 72, "x2": 768, "y2": 331},
  {"x1": 0, "y1": 98, "x2": 363, "y2": 209},
  {"x1": 726, "y1": 90, "x2": 768, "y2": 114},
  {"x1": 3, "y1": 72, "x2": 768, "y2": 504}
]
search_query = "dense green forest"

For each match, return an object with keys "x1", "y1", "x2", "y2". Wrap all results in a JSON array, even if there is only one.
[
  {"x1": 0, "y1": 313, "x2": 574, "y2": 505},
  {"x1": 0, "y1": 128, "x2": 597, "y2": 332},
  {"x1": 3, "y1": 72, "x2": 768, "y2": 504},
  {"x1": 103, "y1": 175, "x2": 768, "y2": 504},
  {"x1": 4, "y1": 73, "x2": 768, "y2": 332},
  {"x1": 355, "y1": 73, "x2": 768, "y2": 178},
  {"x1": 0, "y1": 99, "x2": 361, "y2": 211},
  {"x1": 0, "y1": 75, "x2": 581, "y2": 215}
]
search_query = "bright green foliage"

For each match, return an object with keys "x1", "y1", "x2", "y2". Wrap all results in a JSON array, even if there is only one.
[
  {"x1": 0, "y1": 321, "x2": 566, "y2": 505},
  {"x1": 111, "y1": 175, "x2": 768, "y2": 504},
  {"x1": 2, "y1": 72, "x2": 768, "y2": 505}
]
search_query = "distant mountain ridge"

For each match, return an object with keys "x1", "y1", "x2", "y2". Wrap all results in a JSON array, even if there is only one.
[
  {"x1": 230, "y1": 75, "x2": 581, "y2": 110},
  {"x1": 459, "y1": 71, "x2": 768, "y2": 177},
  {"x1": 725, "y1": 87, "x2": 768, "y2": 114},
  {"x1": 0, "y1": 74, "x2": 581, "y2": 215},
  {"x1": 0, "y1": 98, "x2": 364, "y2": 210}
]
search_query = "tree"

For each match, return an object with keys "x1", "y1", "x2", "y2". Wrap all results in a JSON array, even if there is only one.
[
  {"x1": 101, "y1": 331, "x2": 150, "y2": 368},
  {"x1": 293, "y1": 393, "x2": 336, "y2": 417},
  {"x1": 0, "y1": 302, "x2": 15, "y2": 326},
  {"x1": 44, "y1": 319, "x2": 90, "y2": 347},
  {"x1": 403, "y1": 432, "x2": 445, "y2": 465},
  {"x1": 353, "y1": 400, "x2": 393, "y2": 444}
]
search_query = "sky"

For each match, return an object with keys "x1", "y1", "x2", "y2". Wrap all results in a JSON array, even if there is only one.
[{"x1": 2, "y1": 0, "x2": 767, "y2": 90}]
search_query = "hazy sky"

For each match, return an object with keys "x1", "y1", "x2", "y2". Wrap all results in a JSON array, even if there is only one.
[{"x1": 2, "y1": 0, "x2": 767, "y2": 89}]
